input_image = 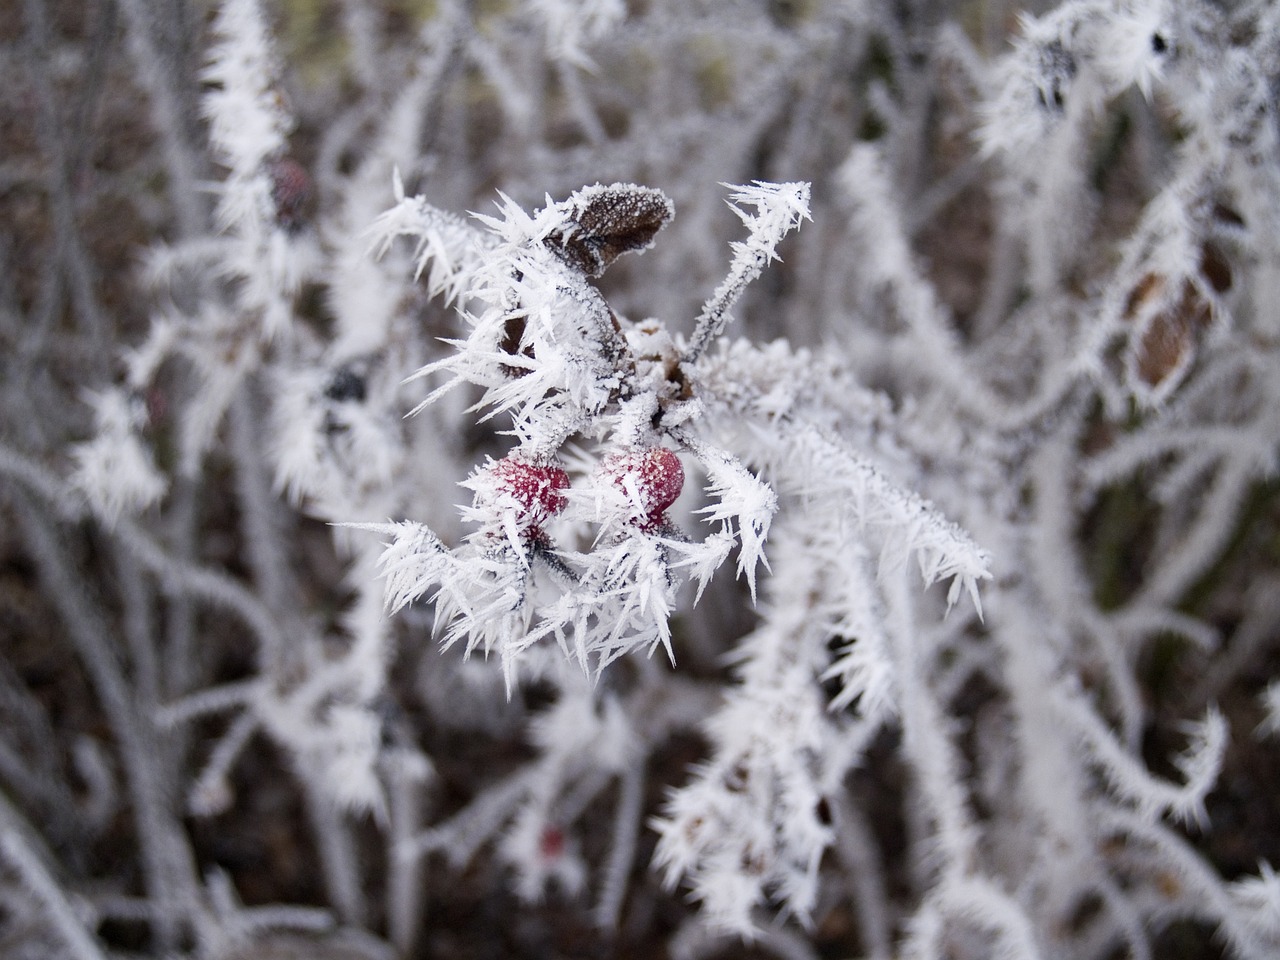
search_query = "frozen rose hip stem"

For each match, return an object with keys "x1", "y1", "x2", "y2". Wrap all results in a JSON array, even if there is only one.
[{"x1": 602, "y1": 446, "x2": 684, "y2": 531}]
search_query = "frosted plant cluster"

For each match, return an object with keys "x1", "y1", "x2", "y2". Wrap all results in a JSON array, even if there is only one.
[{"x1": 4, "y1": 0, "x2": 1280, "y2": 958}]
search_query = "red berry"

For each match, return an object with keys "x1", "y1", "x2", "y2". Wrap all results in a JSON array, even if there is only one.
[
  {"x1": 603, "y1": 446, "x2": 684, "y2": 530},
  {"x1": 268, "y1": 157, "x2": 312, "y2": 232},
  {"x1": 538, "y1": 825, "x2": 565, "y2": 860},
  {"x1": 487, "y1": 455, "x2": 570, "y2": 529}
]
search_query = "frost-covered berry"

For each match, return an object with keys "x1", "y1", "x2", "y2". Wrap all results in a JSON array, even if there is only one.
[
  {"x1": 538, "y1": 825, "x2": 566, "y2": 861},
  {"x1": 603, "y1": 446, "x2": 684, "y2": 530},
  {"x1": 483, "y1": 455, "x2": 571, "y2": 534},
  {"x1": 268, "y1": 157, "x2": 312, "y2": 232}
]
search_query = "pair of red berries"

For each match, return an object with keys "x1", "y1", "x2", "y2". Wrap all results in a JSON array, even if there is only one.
[{"x1": 486, "y1": 446, "x2": 684, "y2": 536}]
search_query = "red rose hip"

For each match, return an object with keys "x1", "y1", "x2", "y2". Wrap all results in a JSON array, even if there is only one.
[
  {"x1": 268, "y1": 156, "x2": 312, "y2": 232},
  {"x1": 538, "y1": 824, "x2": 566, "y2": 861},
  {"x1": 603, "y1": 446, "x2": 684, "y2": 530},
  {"x1": 486, "y1": 455, "x2": 570, "y2": 530}
]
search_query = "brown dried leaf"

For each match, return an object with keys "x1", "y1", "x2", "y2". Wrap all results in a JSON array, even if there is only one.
[
  {"x1": 1123, "y1": 272, "x2": 1166, "y2": 322},
  {"x1": 545, "y1": 183, "x2": 674, "y2": 277},
  {"x1": 1134, "y1": 279, "x2": 1212, "y2": 390}
]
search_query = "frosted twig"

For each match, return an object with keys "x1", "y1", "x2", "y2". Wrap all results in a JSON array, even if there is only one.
[
  {"x1": 0, "y1": 794, "x2": 109, "y2": 960},
  {"x1": 684, "y1": 181, "x2": 811, "y2": 362}
]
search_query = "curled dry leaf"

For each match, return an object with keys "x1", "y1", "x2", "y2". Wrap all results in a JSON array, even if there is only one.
[
  {"x1": 1121, "y1": 248, "x2": 1228, "y2": 396},
  {"x1": 544, "y1": 183, "x2": 675, "y2": 277},
  {"x1": 1133, "y1": 278, "x2": 1213, "y2": 390}
]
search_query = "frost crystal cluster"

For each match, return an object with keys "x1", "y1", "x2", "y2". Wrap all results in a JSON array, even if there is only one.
[{"x1": 4, "y1": 0, "x2": 1280, "y2": 958}]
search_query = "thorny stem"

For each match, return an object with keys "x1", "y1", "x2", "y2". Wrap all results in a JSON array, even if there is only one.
[
  {"x1": 302, "y1": 776, "x2": 367, "y2": 926},
  {"x1": 683, "y1": 242, "x2": 773, "y2": 365},
  {"x1": 594, "y1": 759, "x2": 645, "y2": 933},
  {"x1": 21, "y1": 0, "x2": 110, "y2": 365},
  {"x1": 10, "y1": 492, "x2": 201, "y2": 951},
  {"x1": 831, "y1": 793, "x2": 893, "y2": 960},
  {"x1": 387, "y1": 751, "x2": 432, "y2": 956},
  {"x1": 228, "y1": 387, "x2": 294, "y2": 672},
  {"x1": 0, "y1": 794, "x2": 110, "y2": 960},
  {"x1": 117, "y1": 0, "x2": 207, "y2": 237},
  {"x1": 883, "y1": 569, "x2": 977, "y2": 878}
]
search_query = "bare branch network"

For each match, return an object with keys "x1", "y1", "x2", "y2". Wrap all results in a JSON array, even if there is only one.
[{"x1": 4, "y1": 0, "x2": 1280, "y2": 958}]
